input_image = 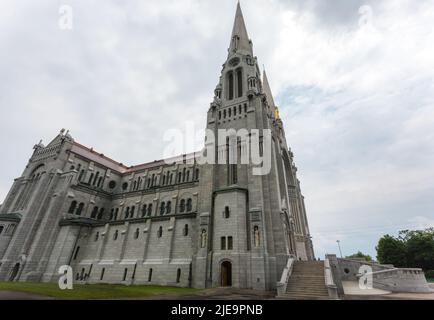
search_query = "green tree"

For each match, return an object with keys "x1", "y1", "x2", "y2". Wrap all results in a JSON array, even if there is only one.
[
  {"x1": 346, "y1": 251, "x2": 372, "y2": 262},
  {"x1": 376, "y1": 234, "x2": 407, "y2": 267},
  {"x1": 402, "y1": 228, "x2": 434, "y2": 270}
]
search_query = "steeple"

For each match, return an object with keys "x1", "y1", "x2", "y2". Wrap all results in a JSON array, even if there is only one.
[
  {"x1": 228, "y1": 2, "x2": 252, "y2": 55},
  {"x1": 263, "y1": 70, "x2": 276, "y2": 109}
]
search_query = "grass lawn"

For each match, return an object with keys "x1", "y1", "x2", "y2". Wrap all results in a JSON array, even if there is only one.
[
  {"x1": 427, "y1": 278, "x2": 434, "y2": 283},
  {"x1": 0, "y1": 281, "x2": 201, "y2": 300}
]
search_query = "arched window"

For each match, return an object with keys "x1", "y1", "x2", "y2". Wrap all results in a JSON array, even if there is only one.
[
  {"x1": 182, "y1": 168, "x2": 186, "y2": 182},
  {"x1": 224, "y1": 206, "x2": 230, "y2": 219},
  {"x1": 133, "y1": 181, "x2": 137, "y2": 190},
  {"x1": 88, "y1": 173, "x2": 94, "y2": 185},
  {"x1": 91, "y1": 206, "x2": 98, "y2": 219},
  {"x1": 186, "y1": 171, "x2": 190, "y2": 182},
  {"x1": 162, "y1": 174, "x2": 166, "y2": 185},
  {"x1": 93, "y1": 172, "x2": 99, "y2": 186},
  {"x1": 95, "y1": 232, "x2": 99, "y2": 241},
  {"x1": 97, "y1": 176, "x2": 103, "y2": 188},
  {"x1": 76, "y1": 203, "x2": 84, "y2": 216},
  {"x1": 228, "y1": 72, "x2": 234, "y2": 100},
  {"x1": 73, "y1": 246, "x2": 80, "y2": 260},
  {"x1": 176, "y1": 268, "x2": 181, "y2": 283},
  {"x1": 178, "y1": 172, "x2": 182, "y2": 183},
  {"x1": 157, "y1": 226, "x2": 163, "y2": 238},
  {"x1": 170, "y1": 173, "x2": 173, "y2": 184},
  {"x1": 223, "y1": 109, "x2": 227, "y2": 118},
  {"x1": 131, "y1": 206, "x2": 135, "y2": 218},
  {"x1": 186, "y1": 198, "x2": 192, "y2": 212},
  {"x1": 228, "y1": 108, "x2": 231, "y2": 117},
  {"x1": 110, "y1": 208, "x2": 114, "y2": 220},
  {"x1": 237, "y1": 68, "x2": 243, "y2": 97},
  {"x1": 180, "y1": 199, "x2": 186, "y2": 213},
  {"x1": 233, "y1": 106, "x2": 237, "y2": 115},
  {"x1": 219, "y1": 111, "x2": 222, "y2": 120},
  {"x1": 78, "y1": 170, "x2": 85, "y2": 182},
  {"x1": 142, "y1": 204, "x2": 147, "y2": 217},
  {"x1": 134, "y1": 228, "x2": 140, "y2": 239},
  {"x1": 160, "y1": 202, "x2": 166, "y2": 215},
  {"x1": 97, "y1": 208, "x2": 104, "y2": 220},
  {"x1": 166, "y1": 201, "x2": 172, "y2": 214},
  {"x1": 148, "y1": 268, "x2": 153, "y2": 282},
  {"x1": 221, "y1": 237, "x2": 226, "y2": 250},
  {"x1": 115, "y1": 208, "x2": 119, "y2": 220},
  {"x1": 147, "y1": 204, "x2": 153, "y2": 216},
  {"x1": 113, "y1": 230, "x2": 118, "y2": 241},
  {"x1": 68, "y1": 201, "x2": 77, "y2": 214},
  {"x1": 195, "y1": 168, "x2": 199, "y2": 180},
  {"x1": 183, "y1": 224, "x2": 189, "y2": 236},
  {"x1": 228, "y1": 236, "x2": 233, "y2": 250},
  {"x1": 125, "y1": 207, "x2": 130, "y2": 219}
]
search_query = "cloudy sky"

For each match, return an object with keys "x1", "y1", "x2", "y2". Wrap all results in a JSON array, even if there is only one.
[{"x1": 1, "y1": 0, "x2": 433, "y2": 259}]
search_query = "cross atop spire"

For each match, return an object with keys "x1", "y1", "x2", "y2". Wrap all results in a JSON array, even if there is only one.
[{"x1": 228, "y1": 2, "x2": 252, "y2": 55}]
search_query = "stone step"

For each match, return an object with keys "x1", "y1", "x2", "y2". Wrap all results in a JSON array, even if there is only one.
[
  {"x1": 285, "y1": 291, "x2": 329, "y2": 296},
  {"x1": 287, "y1": 284, "x2": 328, "y2": 289},
  {"x1": 285, "y1": 289, "x2": 329, "y2": 294},
  {"x1": 286, "y1": 289, "x2": 329, "y2": 294},
  {"x1": 285, "y1": 294, "x2": 329, "y2": 297},
  {"x1": 281, "y1": 294, "x2": 329, "y2": 300},
  {"x1": 279, "y1": 261, "x2": 329, "y2": 300}
]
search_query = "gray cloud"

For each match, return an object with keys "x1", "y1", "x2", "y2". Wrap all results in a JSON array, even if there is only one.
[{"x1": 1, "y1": 0, "x2": 433, "y2": 259}]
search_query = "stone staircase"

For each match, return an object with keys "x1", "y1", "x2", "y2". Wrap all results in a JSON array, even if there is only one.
[{"x1": 280, "y1": 261, "x2": 330, "y2": 300}]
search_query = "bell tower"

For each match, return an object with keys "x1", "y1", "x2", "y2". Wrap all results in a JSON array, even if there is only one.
[{"x1": 193, "y1": 2, "x2": 314, "y2": 291}]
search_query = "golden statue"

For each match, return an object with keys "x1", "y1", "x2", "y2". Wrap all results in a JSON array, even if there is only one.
[{"x1": 274, "y1": 107, "x2": 280, "y2": 120}]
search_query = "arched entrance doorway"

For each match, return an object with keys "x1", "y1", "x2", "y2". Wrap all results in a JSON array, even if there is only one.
[
  {"x1": 9, "y1": 263, "x2": 20, "y2": 281},
  {"x1": 220, "y1": 261, "x2": 232, "y2": 287}
]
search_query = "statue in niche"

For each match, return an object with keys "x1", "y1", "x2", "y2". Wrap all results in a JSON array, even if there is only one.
[
  {"x1": 253, "y1": 226, "x2": 260, "y2": 247},
  {"x1": 200, "y1": 229, "x2": 207, "y2": 248}
]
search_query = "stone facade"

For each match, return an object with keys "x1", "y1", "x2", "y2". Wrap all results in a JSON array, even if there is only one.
[{"x1": 0, "y1": 3, "x2": 314, "y2": 291}]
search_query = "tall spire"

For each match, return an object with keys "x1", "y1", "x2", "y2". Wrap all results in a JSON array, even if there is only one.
[
  {"x1": 263, "y1": 70, "x2": 276, "y2": 109},
  {"x1": 228, "y1": 2, "x2": 252, "y2": 55}
]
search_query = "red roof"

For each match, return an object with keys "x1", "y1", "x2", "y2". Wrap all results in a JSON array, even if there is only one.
[{"x1": 71, "y1": 141, "x2": 198, "y2": 174}]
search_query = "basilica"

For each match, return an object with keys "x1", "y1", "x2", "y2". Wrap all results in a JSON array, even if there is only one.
[{"x1": 0, "y1": 3, "x2": 314, "y2": 290}]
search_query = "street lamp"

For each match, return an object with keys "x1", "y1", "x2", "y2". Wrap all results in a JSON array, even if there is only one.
[{"x1": 336, "y1": 240, "x2": 343, "y2": 258}]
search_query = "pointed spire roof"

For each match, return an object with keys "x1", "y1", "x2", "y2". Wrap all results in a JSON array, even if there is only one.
[
  {"x1": 228, "y1": 2, "x2": 252, "y2": 55},
  {"x1": 263, "y1": 70, "x2": 276, "y2": 109}
]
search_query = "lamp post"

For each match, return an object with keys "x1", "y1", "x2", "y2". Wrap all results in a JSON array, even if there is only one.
[{"x1": 336, "y1": 240, "x2": 343, "y2": 258}]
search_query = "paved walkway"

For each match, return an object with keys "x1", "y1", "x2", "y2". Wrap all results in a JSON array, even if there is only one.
[
  {"x1": 342, "y1": 281, "x2": 434, "y2": 300},
  {"x1": 342, "y1": 281, "x2": 391, "y2": 295},
  {"x1": 137, "y1": 288, "x2": 276, "y2": 300}
]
